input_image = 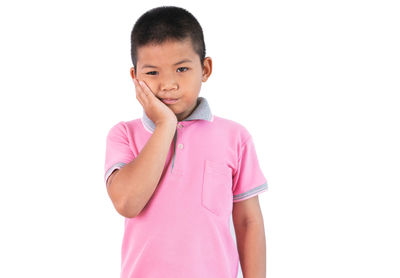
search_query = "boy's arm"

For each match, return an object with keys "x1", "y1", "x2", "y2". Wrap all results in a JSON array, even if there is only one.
[
  {"x1": 232, "y1": 195, "x2": 266, "y2": 278},
  {"x1": 107, "y1": 121, "x2": 177, "y2": 218}
]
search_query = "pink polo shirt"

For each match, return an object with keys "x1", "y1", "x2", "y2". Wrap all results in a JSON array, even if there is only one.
[{"x1": 104, "y1": 97, "x2": 268, "y2": 278}]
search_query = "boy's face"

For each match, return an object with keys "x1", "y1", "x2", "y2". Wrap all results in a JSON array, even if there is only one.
[{"x1": 130, "y1": 38, "x2": 212, "y2": 122}]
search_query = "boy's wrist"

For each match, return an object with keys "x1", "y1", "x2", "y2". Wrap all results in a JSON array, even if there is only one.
[{"x1": 155, "y1": 120, "x2": 177, "y2": 131}]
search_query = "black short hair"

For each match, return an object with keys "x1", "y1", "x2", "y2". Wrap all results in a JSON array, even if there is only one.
[{"x1": 130, "y1": 6, "x2": 206, "y2": 74}]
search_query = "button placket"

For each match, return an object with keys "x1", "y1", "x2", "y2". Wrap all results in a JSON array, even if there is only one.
[
  {"x1": 170, "y1": 122, "x2": 184, "y2": 173},
  {"x1": 177, "y1": 122, "x2": 184, "y2": 150}
]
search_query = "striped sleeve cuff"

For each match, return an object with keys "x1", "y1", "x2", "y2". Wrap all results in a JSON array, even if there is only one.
[
  {"x1": 233, "y1": 182, "x2": 268, "y2": 202},
  {"x1": 104, "y1": 162, "x2": 127, "y2": 185}
]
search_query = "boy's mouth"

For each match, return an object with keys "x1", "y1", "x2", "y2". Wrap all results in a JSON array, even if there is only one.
[{"x1": 161, "y1": 98, "x2": 179, "y2": 104}]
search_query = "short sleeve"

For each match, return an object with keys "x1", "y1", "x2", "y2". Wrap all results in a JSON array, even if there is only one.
[
  {"x1": 232, "y1": 136, "x2": 268, "y2": 202},
  {"x1": 104, "y1": 121, "x2": 135, "y2": 186}
]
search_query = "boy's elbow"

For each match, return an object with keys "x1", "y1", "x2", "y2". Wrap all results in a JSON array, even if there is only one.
[
  {"x1": 107, "y1": 172, "x2": 138, "y2": 218},
  {"x1": 116, "y1": 201, "x2": 139, "y2": 218}
]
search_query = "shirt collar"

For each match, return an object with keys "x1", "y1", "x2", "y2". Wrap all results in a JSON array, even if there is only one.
[{"x1": 141, "y1": 96, "x2": 213, "y2": 133}]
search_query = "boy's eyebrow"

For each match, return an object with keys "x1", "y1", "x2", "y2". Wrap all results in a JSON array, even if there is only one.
[{"x1": 141, "y1": 59, "x2": 193, "y2": 69}]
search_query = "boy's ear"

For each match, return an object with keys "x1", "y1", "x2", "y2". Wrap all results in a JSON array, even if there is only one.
[
  {"x1": 202, "y1": 57, "x2": 212, "y2": 82},
  {"x1": 130, "y1": 67, "x2": 136, "y2": 80}
]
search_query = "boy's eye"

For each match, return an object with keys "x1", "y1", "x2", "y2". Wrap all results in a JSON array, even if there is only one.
[
  {"x1": 146, "y1": 71, "x2": 158, "y2": 75},
  {"x1": 177, "y1": 67, "x2": 189, "y2": 72}
]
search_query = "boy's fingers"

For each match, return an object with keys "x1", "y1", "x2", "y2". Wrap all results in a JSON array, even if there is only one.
[
  {"x1": 135, "y1": 89, "x2": 145, "y2": 107},
  {"x1": 139, "y1": 80, "x2": 154, "y2": 98},
  {"x1": 133, "y1": 79, "x2": 148, "y2": 106}
]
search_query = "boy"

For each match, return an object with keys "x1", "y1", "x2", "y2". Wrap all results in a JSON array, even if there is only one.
[{"x1": 104, "y1": 6, "x2": 268, "y2": 278}]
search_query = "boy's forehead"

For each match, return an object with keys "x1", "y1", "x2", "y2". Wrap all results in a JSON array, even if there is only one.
[{"x1": 137, "y1": 39, "x2": 198, "y2": 66}]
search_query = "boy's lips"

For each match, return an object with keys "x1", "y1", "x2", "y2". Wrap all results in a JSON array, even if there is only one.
[{"x1": 161, "y1": 98, "x2": 179, "y2": 104}]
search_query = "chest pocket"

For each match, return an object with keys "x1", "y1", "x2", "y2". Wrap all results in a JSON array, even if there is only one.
[{"x1": 201, "y1": 160, "x2": 233, "y2": 217}]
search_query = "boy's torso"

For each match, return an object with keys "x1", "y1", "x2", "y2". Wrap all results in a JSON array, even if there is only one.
[{"x1": 119, "y1": 114, "x2": 246, "y2": 277}]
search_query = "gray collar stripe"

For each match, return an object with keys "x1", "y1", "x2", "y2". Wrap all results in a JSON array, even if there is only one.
[{"x1": 142, "y1": 96, "x2": 213, "y2": 132}]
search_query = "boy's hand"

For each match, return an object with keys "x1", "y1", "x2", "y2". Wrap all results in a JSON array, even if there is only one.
[{"x1": 133, "y1": 78, "x2": 178, "y2": 126}]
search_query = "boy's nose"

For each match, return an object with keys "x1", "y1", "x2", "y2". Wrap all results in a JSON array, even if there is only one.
[
  {"x1": 159, "y1": 71, "x2": 178, "y2": 91},
  {"x1": 160, "y1": 80, "x2": 178, "y2": 92}
]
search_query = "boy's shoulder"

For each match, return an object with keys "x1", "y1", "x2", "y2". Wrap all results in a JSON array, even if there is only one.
[
  {"x1": 212, "y1": 115, "x2": 253, "y2": 142},
  {"x1": 105, "y1": 118, "x2": 143, "y2": 139}
]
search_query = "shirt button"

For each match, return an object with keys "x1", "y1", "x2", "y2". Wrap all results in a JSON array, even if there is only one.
[
  {"x1": 177, "y1": 123, "x2": 183, "y2": 128},
  {"x1": 178, "y1": 143, "x2": 184, "y2": 149}
]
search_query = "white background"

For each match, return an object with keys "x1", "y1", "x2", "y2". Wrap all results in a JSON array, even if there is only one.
[{"x1": 1, "y1": 0, "x2": 399, "y2": 277}]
